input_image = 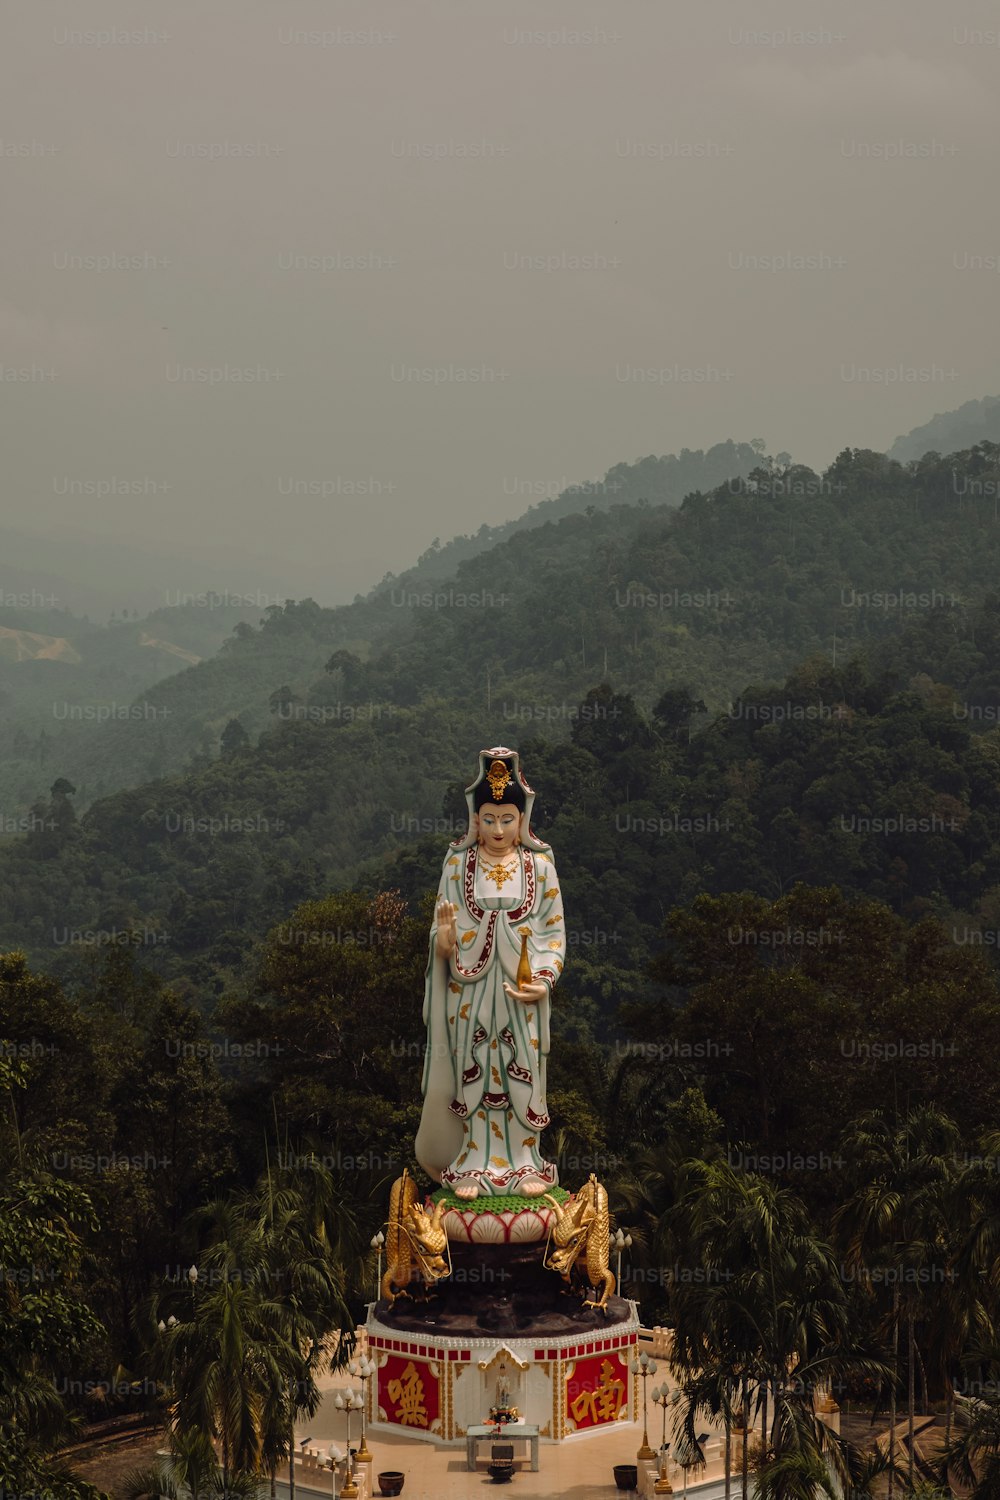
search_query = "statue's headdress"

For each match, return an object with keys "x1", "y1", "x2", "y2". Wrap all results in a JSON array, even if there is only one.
[
  {"x1": 452, "y1": 746, "x2": 547, "y2": 851},
  {"x1": 473, "y1": 757, "x2": 526, "y2": 812}
]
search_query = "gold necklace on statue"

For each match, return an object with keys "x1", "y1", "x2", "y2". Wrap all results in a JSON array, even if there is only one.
[{"x1": 483, "y1": 851, "x2": 519, "y2": 889}]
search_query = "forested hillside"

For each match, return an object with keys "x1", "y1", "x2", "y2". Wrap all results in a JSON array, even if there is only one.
[
  {"x1": 4, "y1": 442, "x2": 1000, "y2": 1011},
  {"x1": 9, "y1": 442, "x2": 1000, "y2": 1494},
  {"x1": 372, "y1": 438, "x2": 770, "y2": 592},
  {"x1": 0, "y1": 442, "x2": 766, "y2": 824},
  {"x1": 889, "y1": 394, "x2": 1000, "y2": 463},
  {"x1": 0, "y1": 600, "x2": 268, "y2": 819},
  {"x1": 11, "y1": 440, "x2": 1000, "y2": 832}
]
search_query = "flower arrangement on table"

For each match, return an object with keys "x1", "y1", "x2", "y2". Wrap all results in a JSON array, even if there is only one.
[{"x1": 486, "y1": 1403, "x2": 520, "y2": 1435}]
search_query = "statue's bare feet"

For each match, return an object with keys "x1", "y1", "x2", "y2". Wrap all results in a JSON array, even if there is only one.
[
  {"x1": 453, "y1": 1177, "x2": 480, "y2": 1200},
  {"x1": 518, "y1": 1177, "x2": 547, "y2": 1197}
]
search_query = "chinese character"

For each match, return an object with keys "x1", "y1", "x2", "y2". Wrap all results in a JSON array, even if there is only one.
[
  {"x1": 387, "y1": 1361, "x2": 428, "y2": 1427},
  {"x1": 569, "y1": 1359, "x2": 625, "y2": 1425}
]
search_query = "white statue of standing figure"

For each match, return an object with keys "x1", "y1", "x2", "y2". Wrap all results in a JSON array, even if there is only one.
[{"x1": 414, "y1": 748, "x2": 566, "y2": 1200}]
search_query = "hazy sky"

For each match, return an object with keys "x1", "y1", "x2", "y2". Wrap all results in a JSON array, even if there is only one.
[{"x1": 3, "y1": 0, "x2": 998, "y2": 605}]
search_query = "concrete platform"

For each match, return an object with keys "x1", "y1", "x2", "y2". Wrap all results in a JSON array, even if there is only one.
[
  {"x1": 282, "y1": 1418, "x2": 732, "y2": 1500},
  {"x1": 284, "y1": 1325, "x2": 819, "y2": 1500}
]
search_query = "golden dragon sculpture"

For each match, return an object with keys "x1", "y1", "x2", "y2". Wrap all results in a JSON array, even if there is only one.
[
  {"x1": 543, "y1": 1173, "x2": 615, "y2": 1311},
  {"x1": 380, "y1": 1169, "x2": 451, "y2": 1304}
]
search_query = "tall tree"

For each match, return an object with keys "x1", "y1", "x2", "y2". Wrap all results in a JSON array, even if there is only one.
[{"x1": 835, "y1": 1108, "x2": 960, "y2": 1497}]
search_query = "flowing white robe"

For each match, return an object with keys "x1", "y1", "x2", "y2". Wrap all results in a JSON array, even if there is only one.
[{"x1": 414, "y1": 841, "x2": 566, "y2": 1194}]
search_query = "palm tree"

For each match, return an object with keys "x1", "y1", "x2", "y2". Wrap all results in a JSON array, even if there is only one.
[
  {"x1": 926, "y1": 1151, "x2": 993, "y2": 1459},
  {"x1": 672, "y1": 1362, "x2": 741, "y2": 1500},
  {"x1": 608, "y1": 1087, "x2": 726, "y2": 1325},
  {"x1": 835, "y1": 1107, "x2": 960, "y2": 1498},
  {"x1": 940, "y1": 1357, "x2": 1000, "y2": 1500},
  {"x1": 245, "y1": 1149, "x2": 360, "y2": 1500},
  {"x1": 166, "y1": 1141, "x2": 360, "y2": 1500},
  {"x1": 669, "y1": 1159, "x2": 884, "y2": 1500},
  {"x1": 753, "y1": 1448, "x2": 838, "y2": 1500},
  {"x1": 152, "y1": 1192, "x2": 292, "y2": 1491},
  {"x1": 121, "y1": 1429, "x2": 261, "y2": 1500},
  {"x1": 954, "y1": 1127, "x2": 1000, "y2": 1430},
  {"x1": 160, "y1": 1269, "x2": 291, "y2": 1489},
  {"x1": 665, "y1": 1160, "x2": 747, "y2": 1499}
]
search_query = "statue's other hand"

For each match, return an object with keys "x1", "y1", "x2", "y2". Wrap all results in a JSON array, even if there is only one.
[
  {"x1": 435, "y1": 898, "x2": 459, "y2": 957},
  {"x1": 502, "y1": 979, "x2": 547, "y2": 1004}
]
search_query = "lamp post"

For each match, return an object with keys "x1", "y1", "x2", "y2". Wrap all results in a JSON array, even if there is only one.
[
  {"x1": 335, "y1": 1390, "x2": 363, "y2": 1499},
  {"x1": 612, "y1": 1229, "x2": 633, "y2": 1292},
  {"x1": 675, "y1": 1431, "x2": 710, "y2": 1500},
  {"x1": 348, "y1": 1355, "x2": 376, "y2": 1466},
  {"x1": 297, "y1": 1435, "x2": 311, "y2": 1493},
  {"x1": 650, "y1": 1385, "x2": 672, "y2": 1494},
  {"x1": 326, "y1": 1445, "x2": 343, "y2": 1500},
  {"x1": 370, "y1": 1231, "x2": 385, "y2": 1302},
  {"x1": 629, "y1": 1351, "x2": 657, "y2": 1460},
  {"x1": 187, "y1": 1263, "x2": 198, "y2": 1316}
]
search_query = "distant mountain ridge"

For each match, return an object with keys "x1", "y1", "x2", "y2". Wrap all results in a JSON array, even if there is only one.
[
  {"x1": 0, "y1": 438, "x2": 773, "y2": 818},
  {"x1": 888, "y1": 395, "x2": 1000, "y2": 463},
  {"x1": 0, "y1": 599, "x2": 274, "y2": 820},
  {"x1": 366, "y1": 440, "x2": 770, "y2": 596},
  {"x1": 6, "y1": 443, "x2": 1000, "y2": 994},
  {"x1": 10, "y1": 444, "x2": 1000, "y2": 1023}
]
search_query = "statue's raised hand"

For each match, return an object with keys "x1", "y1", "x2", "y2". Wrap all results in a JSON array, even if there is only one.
[{"x1": 435, "y1": 898, "x2": 459, "y2": 958}]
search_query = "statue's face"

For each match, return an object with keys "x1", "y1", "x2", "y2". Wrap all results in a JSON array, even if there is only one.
[{"x1": 478, "y1": 802, "x2": 521, "y2": 855}]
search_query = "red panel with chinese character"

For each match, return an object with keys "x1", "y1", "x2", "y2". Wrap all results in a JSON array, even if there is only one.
[
  {"x1": 378, "y1": 1355, "x2": 440, "y2": 1431},
  {"x1": 565, "y1": 1352, "x2": 628, "y2": 1431}
]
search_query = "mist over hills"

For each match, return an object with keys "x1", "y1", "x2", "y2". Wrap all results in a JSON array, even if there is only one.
[
  {"x1": 2, "y1": 408, "x2": 999, "y2": 841},
  {"x1": 0, "y1": 599, "x2": 275, "y2": 822},
  {"x1": 12, "y1": 11, "x2": 1000, "y2": 1484},
  {"x1": 369, "y1": 439, "x2": 769, "y2": 595},
  {"x1": 6, "y1": 394, "x2": 997, "y2": 630},
  {"x1": 6, "y1": 412, "x2": 1000, "y2": 1001},
  {"x1": 0, "y1": 440, "x2": 770, "y2": 819},
  {"x1": 888, "y1": 395, "x2": 1000, "y2": 465},
  {"x1": 0, "y1": 522, "x2": 294, "y2": 620},
  {"x1": 5, "y1": 441, "x2": 1000, "y2": 1005},
  {"x1": 2, "y1": 441, "x2": 768, "y2": 619}
]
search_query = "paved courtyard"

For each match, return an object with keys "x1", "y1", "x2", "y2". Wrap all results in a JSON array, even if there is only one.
[{"x1": 289, "y1": 1416, "x2": 731, "y2": 1500}]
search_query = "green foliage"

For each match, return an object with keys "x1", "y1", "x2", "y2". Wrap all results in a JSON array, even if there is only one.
[
  {"x1": 121, "y1": 1430, "x2": 261, "y2": 1500},
  {"x1": 219, "y1": 889, "x2": 427, "y2": 1178},
  {"x1": 629, "y1": 887, "x2": 1000, "y2": 1168},
  {"x1": 10, "y1": 445, "x2": 1000, "y2": 1022},
  {"x1": 0, "y1": 1091, "x2": 107, "y2": 1499},
  {"x1": 152, "y1": 1155, "x2": 358, "y2": 1486},
  {"x1": 9, "y1": 438, "x2": 1000, "y2": 1489},
  {"x1": 0, "y1": 598, "x2": 270, "y2": 820}
]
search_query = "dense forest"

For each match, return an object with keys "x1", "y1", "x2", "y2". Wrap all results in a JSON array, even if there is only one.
[
  {"x1": 8, "y1": 439, "x2": 1000, "y2": 1497},
  {"x1": 0, "y1": 440, "x2": 767, "y2": 826},
  {"x1": 0, "y1": 600, "x2": 265, "y2": 819},
  {"x1": 6, "y1": 443, "x2": 1000, "y2": 998}
]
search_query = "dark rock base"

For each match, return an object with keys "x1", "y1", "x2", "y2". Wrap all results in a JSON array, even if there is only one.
[{"x1": 375, "y1": 1238, "x2": 632, "y2": 1336}]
